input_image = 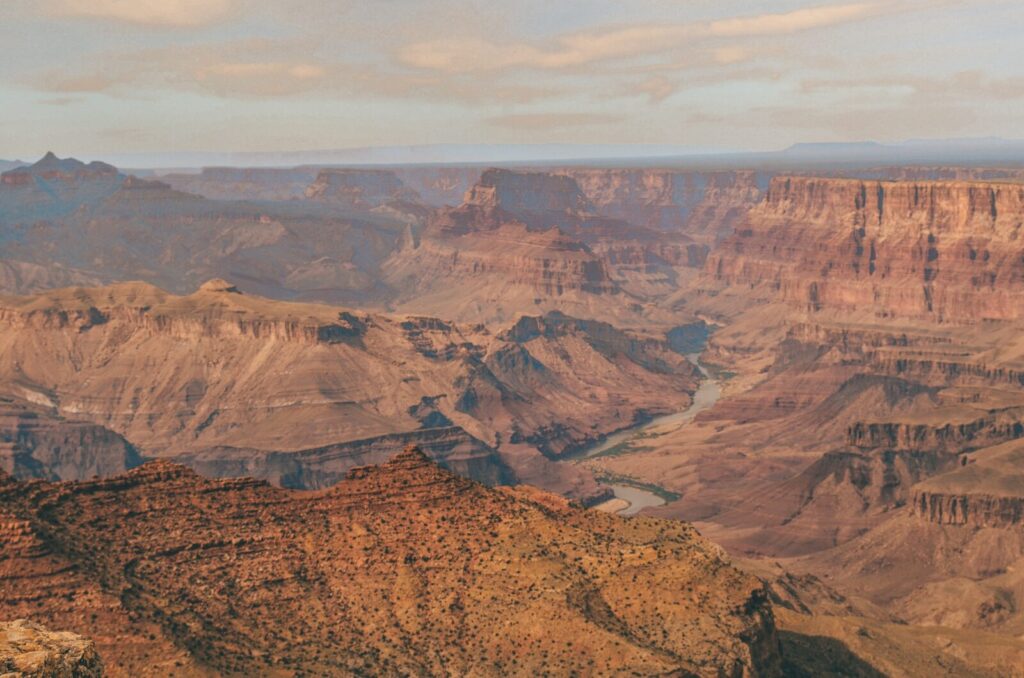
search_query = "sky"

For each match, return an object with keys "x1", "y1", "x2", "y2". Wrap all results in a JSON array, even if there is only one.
[{"x1": 1, "y1": 0, "x2": 1023, "y2": 161}]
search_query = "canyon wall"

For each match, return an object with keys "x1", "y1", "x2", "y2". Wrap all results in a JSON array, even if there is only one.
[
  {"x1": 0, "y1": 280, "x2": 697, "y2": 498},
  {"x1": 561, "y1": 169, "x2": 768, "y2": 243},
  {"x1": 708, "y1": 176, "x2": 1024, "y2": 321}
]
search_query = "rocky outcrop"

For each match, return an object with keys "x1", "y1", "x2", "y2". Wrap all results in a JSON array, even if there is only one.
[
  {"x1": 0, "y1": 620, "x2": 102, "y2": 677},
  {"x1": 427, "y1": 168, "x2": 632, "y2": 238},
  {"x1": 847, "y1": 410, "x2": 1024, "y2": 454},
  {"x1": 1, "y1": 152, "x2": 116, "y2": 185},
  {"x1": 0, "y1": 155, "x2": 416, "y2": 305},
  {"x1": 913, "y1": 490, "x2": 1024, "y2": 528},
  {"x1": 466, "y1": 168, "x2": 593, "y2": 213},
  {"x1": 304, "y1": 169, "x2": 422, "y2": 209},
  {"x1": 0, "y1": 153, "x2": 124, "y2": 223},
  {"x1": 708, "y1": 176, "x2": 1024, "y2": 321},
  {"x1": 0, "y1": 449, "x2": 784, "y2": 676},
  {"x1": 561, "y1": 169, "x2": 768, "y2": 243}
]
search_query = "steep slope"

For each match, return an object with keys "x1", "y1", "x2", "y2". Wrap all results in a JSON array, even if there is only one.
[
  {"x1": 0, "y1": 280, "x2": 698, "y2": 498},
  {"x1": 0, "y1": 396, "x2": 142, "y2": 481},
  {"x1": 707, "y1": 176, "x2": 1024, "y2": 322},
  {"x1": 0, "y1": 154, "x2": 412, "y2": 304},
  {"x1": 0, "y1": 448, "x2": 784, "y2": 677}
]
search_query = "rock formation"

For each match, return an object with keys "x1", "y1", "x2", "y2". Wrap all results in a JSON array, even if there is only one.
[
  {"x1": 0, "y1": 448, "x2": 784, "y2": 676},
  {"x1": 708, "y1": 176, "x2": 1024, "y2": 322},
  {"x1": 0, "y1": 280, "x2": 698, "y2": 500},
  {"x1": 559, "y1": 169, "x2": 768, "y2": 244},
  {"x1": 0, "y1": 620, "x2": 102, "y2": 677},
  {"x1": 304, "y1": 168, "x2": 422, "y2": 209}
]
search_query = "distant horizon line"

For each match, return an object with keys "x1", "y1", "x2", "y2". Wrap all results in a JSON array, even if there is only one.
[{"x1": 4, "y1": 137, "x2": 1024, "y2": 171}]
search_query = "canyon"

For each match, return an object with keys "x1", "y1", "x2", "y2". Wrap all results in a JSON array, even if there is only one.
[
  {"x1": 0, "y1": 277, "x2": 700, "y2": 503},
  {"x1": 3, "y1": 153, "x2": 1024, "y2": 674}
]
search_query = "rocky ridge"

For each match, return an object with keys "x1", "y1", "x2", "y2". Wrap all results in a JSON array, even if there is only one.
[{"x1": 0, "y1": 447, "x2": 784, "y2": 676}]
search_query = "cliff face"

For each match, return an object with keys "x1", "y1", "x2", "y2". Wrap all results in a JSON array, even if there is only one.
[
  {"x1": 0, "y1": 449, "x2": 784, "y2": 676},
  {"x1": 847, "y1": 410, "x2": 1024, "y2": 453},
  {"x1": 708, "y1": 176, "x2": 1024, "y2": 321},
  {"x1": 467, "y1": 168, "x2": 593, "y2": 213},
  {"x1": 912, "y1": 490, "x2": 1024, "y2": 528},
  {"x1": 0, "y1": 397, "x2": 142, "y2": 481},
  {"x1": 561, "y1": 169, "x2": 767, "y2": 243}
]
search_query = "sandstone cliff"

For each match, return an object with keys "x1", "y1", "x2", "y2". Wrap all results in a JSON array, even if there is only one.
[
  {"x1": 708, "y1": 176, "x2": 1024, "y2": 321},
  {"x1": 560, "y1": 169, "x2": 767, "y2": 244},
  {"x1": 0, "y1": 448, "x2": 784, "y2": 676}
]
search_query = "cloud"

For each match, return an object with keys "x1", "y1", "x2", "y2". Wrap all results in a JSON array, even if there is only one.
[
  {"x1": 194, "y1": 62, "x2": 327, "y2": 96},
  {"x1": 399, "y1": 2, "x2": 884, "y2": 73},
  {"x1": 707, "y1": 3, "x2": 878, "y2": 37},
  {"x1": 485, "y1": 113, "x2": 624, "y2": 130},
  {"x1": 57, "y1": 0, "x2": 232, "y2": 26},
  {"x1": 25, "y1": 39, "x2": 562, "y2": 105}
]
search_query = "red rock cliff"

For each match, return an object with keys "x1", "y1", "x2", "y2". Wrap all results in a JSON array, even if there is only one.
[{"x1": 708, "y1": 176, "x2": 1024, "y2": 321}]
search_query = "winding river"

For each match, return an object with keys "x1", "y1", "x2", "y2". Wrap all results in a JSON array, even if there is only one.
[{"x1": 579, "y1": 338, "x2": 723, "y2": 516}]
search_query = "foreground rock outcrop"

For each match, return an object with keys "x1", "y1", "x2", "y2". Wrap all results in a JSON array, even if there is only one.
[
  {"x1": 0, "y1": 447, "x2": 783, "y2": 676},
  {"x1": 0, "y1": 620, "x2": 102, "y2": 677}
]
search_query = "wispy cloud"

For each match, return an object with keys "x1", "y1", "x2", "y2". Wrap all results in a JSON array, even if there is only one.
[
  {"x1": 399, "y1": 2, "x2": 883, "y2": 73},
  {"x1": 707, "y1": 3, "x2": 877, "y2": 37},
  {"x1": 57, "y1": 0, "x2": 232, "y2": 27},
  {"x1": 25, "y1": 39, "x2": 563, "y2": 105}
]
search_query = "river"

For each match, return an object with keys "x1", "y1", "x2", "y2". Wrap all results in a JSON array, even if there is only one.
[{"x1": 582, "y1": 346, "x2": 722, "y2": 516}]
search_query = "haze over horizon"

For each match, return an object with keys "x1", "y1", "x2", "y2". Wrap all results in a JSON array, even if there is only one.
[{"x1": 2, "y1": 0, "x2": 1023, "y2": 161}]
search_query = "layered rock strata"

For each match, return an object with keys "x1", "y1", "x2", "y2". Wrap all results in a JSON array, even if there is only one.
[{"x1": 0, "y1": 448, "x2": 784, "y2": 676}]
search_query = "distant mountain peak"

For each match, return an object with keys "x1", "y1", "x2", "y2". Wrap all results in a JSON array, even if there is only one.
[{"x1": 9, "y1": 152, "x2": 119, "y2": 178}]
